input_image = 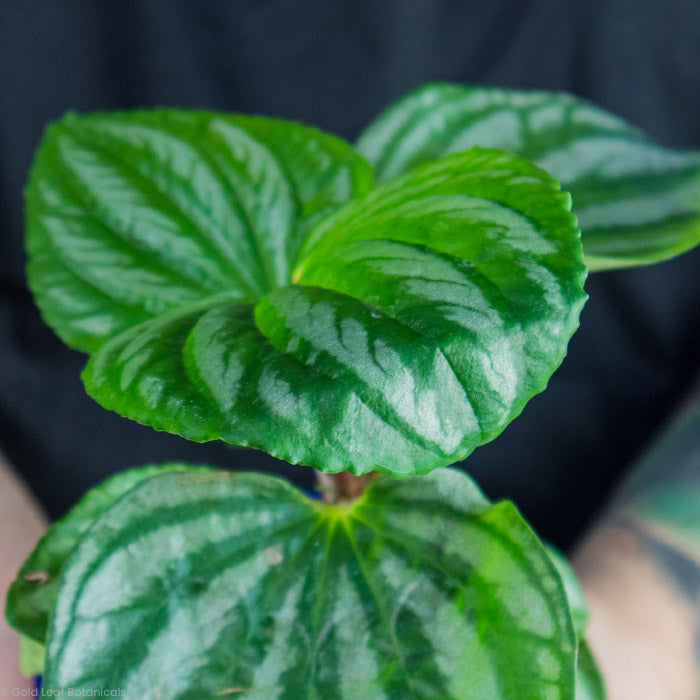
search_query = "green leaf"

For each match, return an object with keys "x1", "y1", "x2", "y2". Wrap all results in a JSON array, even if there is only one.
[
  {"x1": 42, "y1": 467, "x2": 576, "y2": 699},
  {"x1": 546, "y1": 545, "x2": 588, "y2": 639},
  {"x1": 28, "y1": 112, "x2": 585, "y2": 476},
  {"x1": 27, "y1": 110, "x2": 373, "y2": 352},
  {"x1": 81, "y1": 149, "x2": 585, "y2": 474},
  {"x1": 545, "y1": 549, "x2": 607, "y2": 698},
  {"x1": 19, "y1": 635, "x2": 45, "y2": 678},
  {"x1": 575, "y1": 641, "x2": 607, "y2": 700},
  {"x1": 358, "y1": 83, "x2": 700, "y2": 270},
  {"x1": 5, "y1": 463, "x2": 211, "y2": 643}
]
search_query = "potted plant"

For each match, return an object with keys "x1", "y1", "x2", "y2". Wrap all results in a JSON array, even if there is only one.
[{"x1": 6, "y1": 84, "x2": 699, "y2": 698}]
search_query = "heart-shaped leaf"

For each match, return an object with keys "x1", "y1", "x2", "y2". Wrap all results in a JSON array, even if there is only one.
[
  {"x1": 42, "y1": 468, "x2": 576, "y2": 699},
  {"x1": 28, "y1": 113, "x2": 586, "y2": 475},
  {"x1": 358, "y1": 83, "x2": 700, "y2": 270},
  {"x1": 5, "y1": 463, "x2": 211, "y2": 643}
]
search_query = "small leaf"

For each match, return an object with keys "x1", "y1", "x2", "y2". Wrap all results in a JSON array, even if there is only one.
[
  {"x1": 546, "y1": 545, "x2": 588, "y2": 639},
  {"x1": 5, "y1": 463, "x2": 211, "y2": 643},
  {"x1": 576, "y1": 641, "x2": 607, "y2": 700},
  {"x1": 42, "y1": 468, "x2": 577, "y2": 699},
  {"x1": 545, "y1": 549, "x2": 606, "y2": 697},
  {"x1": 19, "y1": 635, "x2": 45, "y2": 678},
  {"x1": 28, "y1": 112, "x2": 585, "y2": 476},
  {"x1": 358, "y1": 83, "x2": 700, "y2": 269}
]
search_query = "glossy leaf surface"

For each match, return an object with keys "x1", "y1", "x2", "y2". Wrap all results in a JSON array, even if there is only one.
[
  {"x1": 28, "y1": 112, "x2": 585, "y2": 475},
  {"x1": 358, "y1": 83, "x2": 700, "y2": 270},
  {"x1": 6, "y1": 463, "x2": 210, "y2": 642},
  {"x1": 43, "y1": 468, "x2": 576, "y2": 699}
]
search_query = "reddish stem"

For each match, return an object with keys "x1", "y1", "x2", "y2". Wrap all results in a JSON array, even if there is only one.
[{"x1": 316, "y1": 470, "x2": 378, "y2": 504}]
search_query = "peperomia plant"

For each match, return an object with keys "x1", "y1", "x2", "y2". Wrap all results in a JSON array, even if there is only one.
[{"x1": 5, "y1": 83, "x2": 699, "y2": 698}]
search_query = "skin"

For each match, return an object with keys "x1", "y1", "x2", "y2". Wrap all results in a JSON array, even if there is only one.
[
  {"x1": 574, "y1": 397, "x2": 700, "y2": 700},
  {"x1": 0, "y1": 453, "x2": 46, "y2": 692},
  {"x1": 575, "y1": 522, "x2": 698, "y2": 700},
  {"x1": 1, "y1": 398, "x2": 697, "y2": 696}
]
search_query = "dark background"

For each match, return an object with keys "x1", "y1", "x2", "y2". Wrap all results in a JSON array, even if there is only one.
[{"x1": 0, "y1": 1, "x2": 698, "y2": 550}]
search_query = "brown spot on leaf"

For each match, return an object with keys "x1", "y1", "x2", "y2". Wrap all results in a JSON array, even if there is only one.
[
  {"x1": 264, "y1": 546, "x2": 283, "y2": 566},
  {"x1": 217, "y1": 687, "x2": 249, "y2": 696}
]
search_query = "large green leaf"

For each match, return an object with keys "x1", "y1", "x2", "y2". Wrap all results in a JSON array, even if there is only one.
[
  {"x1": 28, "y1": 112, "x2": 585, "y2": 475},
  {"x1": 357, "y1": 83, "x2": 700, "y2": 270},
  {"x1": 5, "y1": 463, "x2": 211, "y2": 643},
  {"x1": 42, "y1": 467, "x2": 576, "y2": 699},
  {"x1": 27, "y1": 110, "x2": 373, "y2": 352}
]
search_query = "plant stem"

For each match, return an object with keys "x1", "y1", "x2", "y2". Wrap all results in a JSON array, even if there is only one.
[{"x1": 316, "y1": 471, "x2": 378, "y2": 504}]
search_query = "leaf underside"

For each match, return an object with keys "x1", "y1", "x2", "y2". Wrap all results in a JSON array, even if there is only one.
[
  {"x1": 26, "y1": 110, "x2": 586, "y2": 476},
  {"x1": 40, "y1": 467, "x2": 576, "y2": 699},
  {"x1": 357, "y1": 83, "x2": 700, "y2": 270}
]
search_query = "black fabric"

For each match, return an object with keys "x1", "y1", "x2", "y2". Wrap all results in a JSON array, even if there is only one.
[{"x1": 0, "y1": 0, "x2": 698, "y2": 549}]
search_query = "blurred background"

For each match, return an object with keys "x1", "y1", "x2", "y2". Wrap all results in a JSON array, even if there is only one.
[{"x1": 0, "y1": 0, "x2": 698, "y2": 550}]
